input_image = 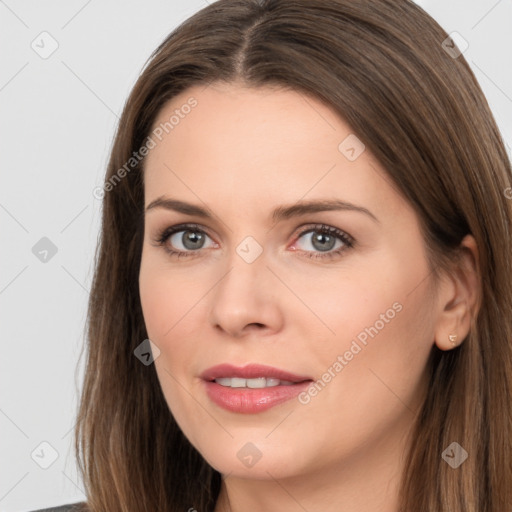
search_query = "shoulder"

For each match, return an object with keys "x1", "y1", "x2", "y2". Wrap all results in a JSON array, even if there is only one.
[{"x1": 29, "y1": 502, "x2": 88, "y2": 512}]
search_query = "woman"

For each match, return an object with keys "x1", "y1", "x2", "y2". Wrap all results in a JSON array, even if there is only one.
[{"x1": 34, "y1": 0, "x2": 512, "y2": 510}]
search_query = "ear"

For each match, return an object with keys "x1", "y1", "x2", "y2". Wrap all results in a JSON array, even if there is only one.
[{"x1": 434, "y1": 234, "x2": 481, "y2": 351}]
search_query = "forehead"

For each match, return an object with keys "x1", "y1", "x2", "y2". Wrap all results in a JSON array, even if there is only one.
[
  {"x1": 147, "y1": 81, "x2": 348, "y2": 164},
  {"x1": 142, "y1": 82, "x2": 405, "y2": 222}
]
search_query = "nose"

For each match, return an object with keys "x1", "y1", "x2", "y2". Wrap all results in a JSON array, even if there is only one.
[{"x1": 208, "y1": 249, "x2": 284, "y2": 339}]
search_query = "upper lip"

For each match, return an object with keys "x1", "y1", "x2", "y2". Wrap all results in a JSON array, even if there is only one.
[{"x1": 200, "y1": 363, "x2": 313, "y2": 383}]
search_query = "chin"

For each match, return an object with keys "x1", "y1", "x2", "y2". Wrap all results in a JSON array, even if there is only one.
[{"x1": 196, "y1": 436, "x2": 310, "y2": 480}]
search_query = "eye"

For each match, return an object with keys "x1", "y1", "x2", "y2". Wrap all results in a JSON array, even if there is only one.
[
  {"x1": 154, "y1": 223, "x2": 217, "y2": 258},
  {"x1": 291, "y1": 224, "x2": 354, "y2": 260},
  {"x1": 153, "y1": 222, "x2": 354, "y2": 260}
]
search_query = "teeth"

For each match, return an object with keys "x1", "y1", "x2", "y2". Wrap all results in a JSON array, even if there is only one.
[{"x1": 214, "y1": 377, "x2": 295, "y2": 388}]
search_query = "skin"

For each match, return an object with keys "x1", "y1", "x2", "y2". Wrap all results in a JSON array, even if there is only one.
[{"x1": 138, "y1": 81, "x2": 479, "y2": 512}]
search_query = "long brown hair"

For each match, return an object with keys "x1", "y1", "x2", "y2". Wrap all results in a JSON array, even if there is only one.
[{"x1": 74, "y1": 0, "x2": 512, "y2": 510}]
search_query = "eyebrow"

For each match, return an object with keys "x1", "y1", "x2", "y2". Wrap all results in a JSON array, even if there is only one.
[{"x1": 145, "y1": 196, "x2": 379, "y2": 224}]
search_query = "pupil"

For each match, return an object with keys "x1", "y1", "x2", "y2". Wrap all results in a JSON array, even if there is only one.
[
  {"x1": 184, "y1": 231, "x2": 204, "y2": 249},
  {"x1": 313, "y1": 232, "x2": 335, "y2": 252}
]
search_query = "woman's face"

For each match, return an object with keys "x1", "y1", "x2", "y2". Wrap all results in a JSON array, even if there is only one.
[{"x1": 139, "y1": 81, "x2": 439, "y2": 481}]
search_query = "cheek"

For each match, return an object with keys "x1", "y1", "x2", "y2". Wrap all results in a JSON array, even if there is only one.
[
  {"x1": 315, "y1": 288, "x2": 433, "y2": 431},
  {"x1": 139, "y1": 273, "x2": 171, "y2": 341},
  {"x1": 298, "y1": 249, "x2": 433, "y2": 394},
  {"x1": 139, "y1": 257, "x2": 204, "y2": 341},
  {"x1": 139, "y1": 263, "x2": 203, "y2": 439}
]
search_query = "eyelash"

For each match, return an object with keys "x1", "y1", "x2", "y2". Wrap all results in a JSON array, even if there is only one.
[{"x1": 154, "y1": 222, "x2": 355, "y2": 261}]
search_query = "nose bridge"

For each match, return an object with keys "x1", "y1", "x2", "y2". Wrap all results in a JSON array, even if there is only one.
[
  {"x1": 217, "y1": 233, "x2": 269, "y2": 303},
  {"x1": 208, "y1": 231, "x2": 280, "y2": 335}
]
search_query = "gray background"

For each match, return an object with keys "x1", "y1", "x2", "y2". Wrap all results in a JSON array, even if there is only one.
[{"x1": 1, "y1": 1, "x2": 511, "y2": 511}]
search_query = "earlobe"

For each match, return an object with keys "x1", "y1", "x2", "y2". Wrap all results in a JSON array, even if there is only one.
[
  {"x1": 436, "y1": 333, "x2": 460, "y2": 352},
  {"x1": 433, "y1": 234, "x2": 481, "y2": 351}
]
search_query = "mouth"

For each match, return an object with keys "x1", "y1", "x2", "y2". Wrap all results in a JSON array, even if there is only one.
[{"x1": 200, "y1": 363, "x2": 314, "y2": 414}]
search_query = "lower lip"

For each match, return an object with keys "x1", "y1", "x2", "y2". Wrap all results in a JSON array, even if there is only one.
[{"x1": 203, "y1": 380, "x2": 312, "y2": 414}]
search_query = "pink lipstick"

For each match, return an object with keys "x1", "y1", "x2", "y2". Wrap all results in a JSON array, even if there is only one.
[{"x1": 200, "y1": 363, "x2": 313, "y2": 414}]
